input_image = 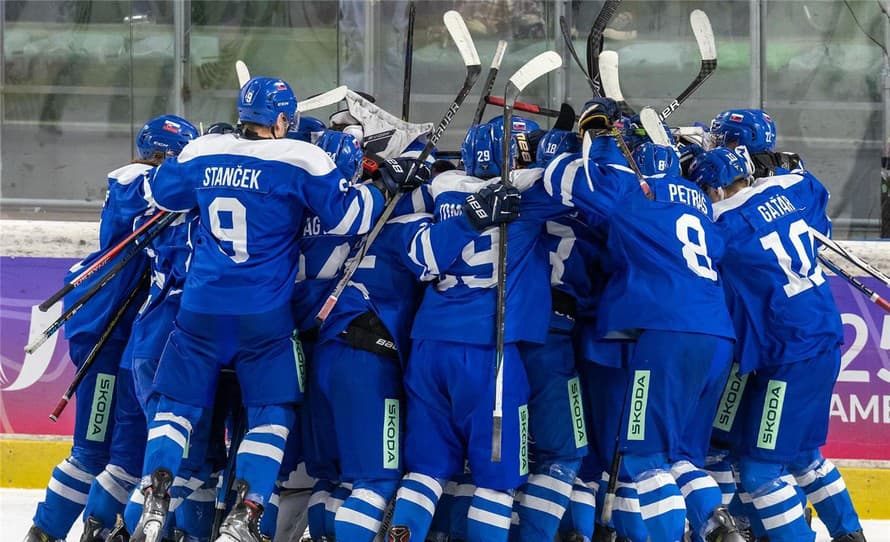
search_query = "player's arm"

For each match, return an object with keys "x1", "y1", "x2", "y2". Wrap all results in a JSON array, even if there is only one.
[
  {"x1": 402, "y1": 185, "x2": 521, "y2": 281},
  {"x1": 800, "y1": 170, "x2": 832, "y2": 239},
  {"x1": 143, "y1": 157, "x2": 198, "y2": 212}
]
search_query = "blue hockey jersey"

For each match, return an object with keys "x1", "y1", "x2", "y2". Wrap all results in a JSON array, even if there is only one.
[
  {"x1": 410, "y1": 168, "x2": 565, "y2": 346},
  {"x1": 544, "y1": 137, "x2": 735, "y2": 341},
  {"x1": 63, "y1": 163, "x2": 152, "y2": 346},
  {"x1": 712, "y1": 172, "x2": 842, "y2": 373},
  {"x1": 146, "y1": 133, "x2": 385, "y2": 315}
]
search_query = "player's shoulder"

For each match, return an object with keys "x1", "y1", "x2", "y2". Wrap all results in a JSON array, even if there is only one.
[
  {"x1": 510, "y1": 167, "x2": 544, "y2": 192},
  {"x1": 712, "y1": 173, "x2": 806, "y2": 220},
  {"x1": 429, "y1": 169, "x2": 490, "y2": 199},
  {"x1": 178, "y1": 133, "x2": 335, "y2": 176},
  {"x1": 107, "y1": 162, "x2": 153, "y2": 185}
]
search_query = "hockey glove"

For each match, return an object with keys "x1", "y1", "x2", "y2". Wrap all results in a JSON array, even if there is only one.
[
  {"x1": 463, "y1": 184, "x2": 521, "y2": 232},
  {"x1": 372, "y1": 158, "x2": 431, "y2": 197},
  {"x1": 578, "y1": 97, "x2": 621, "y2": 136}
]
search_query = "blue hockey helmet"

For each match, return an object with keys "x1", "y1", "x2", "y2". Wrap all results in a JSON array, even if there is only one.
[
  {"x1": 536, "y1": 129, "x2": 581, "y2": 166},
  {"x1": 709, "y1": 109, "x2": 776, "y2": 152},
  {"x1": 287, "y1": 115, "x2": 326, "y2": 143},
  {"x1": 238, "y1": 77, "x2": 298, "y2": 129},
  {"x1": 689, "y1": 147, "x2": 751, "y2": 190},
  {"x1": 633, "y1": 142, "x2": 681, "y2": 177},
  {"x1": 136, "y1": 115, "x2": 199, "y2": 159},
  {"x1": 621, "y1": 114, "x2": 675, "y2": 152},
  {"x1": 316, "y1": 130, "x2": 364, "y2": 183},
  {"x1": 461, "y1": 122, "x2": 514, "y2": 179}
]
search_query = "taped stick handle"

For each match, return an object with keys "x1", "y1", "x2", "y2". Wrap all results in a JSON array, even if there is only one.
[
  {"x1": 49, "y1": 270, "x2": 150, "y2": 421},
  {"x1": 39, "y1": 211, "x2": 167, "y2": 312}
]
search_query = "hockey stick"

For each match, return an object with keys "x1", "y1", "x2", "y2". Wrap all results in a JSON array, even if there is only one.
[
  {"x1": 235, "y1": 60, "x2": 250, "y2": 88},
  {"x1": 587, "y1": 0, "x2": 622, "y2": 96},
  {"x1": 48, "y1": 270, "x2": 149, "y2": 421},
  {"x1": 559, "y1": 16, "x2": 595, "y2": 92},
  {"x1": 315, "y1": 10, "x2": 481, "y2": 324},
  {"x1": 639, "y1": 106, "x2": 672, "y2": 147},
  {"x1": 25, "y1": 212, "x2": 178, "y2": 354},
  {"x1": 472, "y1": 40, "x2": 508, "y2": 125},
  {"x1": 658, "y1": 10, "x2": 716, "y2": 121},
  {"x1": 599, "y1": 50, "x2": 636, "y2": 116},
  {"x1": 211, "y1": 404, "x2": 247, "y2": 541},
  {"x1": 298, "y1": 86, "x2": 349, "y2": 113},
  {"x1": 493, "y1": 51, "x2": 563, "y2": 462},
  {"x1": 39, "y1": 210, "x2": 168, "y2": 312},
  {"x1": 402, "y1": 1, "x2": 415, "y2": 121},
  {"x1": 811, "y1": 229, "x2": 890, "y2": 288},
  {"x1": 485, "y1": 95, "x2": 561, "y2": 118},
  {"x1": 819, "y1": 255, "x2": 890, "y2": 313}
]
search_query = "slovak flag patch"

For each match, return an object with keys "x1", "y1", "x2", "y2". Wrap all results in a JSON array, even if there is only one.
[
  {"x1": 512, "y1": 120, "x2": 527, "y2": 131},
  {"x1": 275, "y1": 81, "x2": 287, "y2": 90},
  {"x1": 162, "y1": 120, "x2": 181, "y2": 133},
  {"x1": 762, "y1": 113, "x2": 772, "y2": 121},
  {"x1": 729, "y1": 113, "x2": 745, "y2": 123}
]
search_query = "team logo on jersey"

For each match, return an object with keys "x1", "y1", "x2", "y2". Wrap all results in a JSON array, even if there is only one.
[
  {"x1": 757, "y1": 380, "x2": 787, "y2": 450},
  {"x1": 627, "y1": 370, "x2": 650, "y2": 441},
  {"x1": 729, "y1": 113, "x2": 745, "y2": 123},
  {"x1": 87, "y1": 373, "x2": 116, "y2": 442}
]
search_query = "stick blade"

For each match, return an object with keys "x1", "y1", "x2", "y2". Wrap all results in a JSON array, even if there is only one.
[
  {"x1": 298, "y1": 85, "x2": 349, "y2": 113},
  {"x1": 598, "y1": 50, "x2": 624, "y2": 102},
  {"x1": 640, "y1": 107, "x2": 671, "y2": 147},
  {"x1": 444, "y1": 11, "x2": 481, "y2": 67},
  {"x1": 690, "y1": 10, "x2": 717, "y2": 61},
  {"x1": 508, "y1": 51, "x2": 563, "y2": 92},
  {"x1": 235, "y1": 60, "x2": 251, "y2": 88},
  {"x1": 491, "y1": 40, "x2": 508, "y2": 70}
]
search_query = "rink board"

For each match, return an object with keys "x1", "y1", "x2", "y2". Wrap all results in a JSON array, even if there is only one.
[{"x1": 1, "y1": 222, "x2": 889, "y2": 516}]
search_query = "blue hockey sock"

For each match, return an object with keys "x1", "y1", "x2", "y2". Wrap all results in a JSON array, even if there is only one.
[
  {"x1": 307, "y1": 479, "x2": 336, "y2": 539},
  {"x1": 142, "y1": 398, "x2": 203, "y2": 486},
  {"x1": 258, "y1": 482, "x2": 282, "y2": 539},
  {"x1": 173, "y1": 470, "x2": 218, "y2": 541},
  {"x1": 428, "y1": 481, "x2": 456, "y2": 541},
  {"x1": 635, "y1": 470, "x2": 686, "y2": 542},
  {"x1": 389, "y1": 473, "x2": 444, "y2": 541},
  {"x1": 609, "y1": 478, "x2": 649, "y2": 542},
  {"x1": 467, "y1": 488, "x2": 514, "y2": 542},
  {"x1": 559, "y1": 478, "x2": 596, "y2": 541},
  {"x1": 740, "y1": 459, "x2": 813, "y2": 542},
  {"x1": 704, "y1": 452, "x2": 737, "y2": 506},
  {"x1": 324, "y1": 482, "x2": 352, "y2": 538},
  {"x1": 792, "y1": 456, "x2": 861, "y2": 538},
  {"x1": 450, "y1": 477, "x2": 474, "y2": 541},
  {"x1": 234, "y1": 405, "x2": 295, "y2": 505},
  {"x1": 733, "y1": 487, "x2": 766, "y2": 538},
  {"x1": 335, "y1": 480, "x2": 398, "y2": 542},
  {"x1": 83, "y1": 464, "x2": 141, "y2": 531},
  {"x1": 517, "y1": 462, "x2": 578, "y2": 542},
  {"x1": 33, "y1": 457, "x2": 98, "y2": 539},
  {"x1": 671, "y1": 460, "x2": 723, "y2": 539}
]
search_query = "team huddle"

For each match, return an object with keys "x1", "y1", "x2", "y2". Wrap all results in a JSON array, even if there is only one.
[{"x1": 23, "y1": 57, "x2": 868, "y2": 542}]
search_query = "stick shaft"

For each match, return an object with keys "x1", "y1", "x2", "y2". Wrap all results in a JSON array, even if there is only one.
[
  {"x1": 485, "y1": 96, "x2": 561, "y2": 118},
  {"x1": 819, "y1": 255, "x2": 890, "y2": 313},
  {"x1": 402, "y1": 1, "x2": 415, "y2": 121},
  {"x1": 812, "y1": 229, "x2": 890, "y2": 287},
  {"x1": 587, "y1": 0, "x2": 622, "y2": 96},
  {"x1": 39, "y1": 211, "x2": 167, "y2": 312},
  {"x1": 472, "y1": 41, "x2": 508, "y2": 125}
]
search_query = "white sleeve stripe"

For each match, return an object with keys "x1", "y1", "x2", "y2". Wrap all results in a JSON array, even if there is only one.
[
  {"x1": 420, "y1": 227, "x2": 439, "y2": 276},
  {"x1": 358, "y1": 184, "x2": 375, "y2": 233},
  {"x1": 327, "y1": 195, "x2": 362, "y2": 235},
  {"x1": 147, "y1": 425, "x2": 188, "y2": 450},
  {"x1": 608, "y1": 163, "x2": 635, "y2": 174}
]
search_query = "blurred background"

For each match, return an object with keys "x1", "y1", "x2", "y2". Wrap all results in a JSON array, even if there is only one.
[{"x1": 1, "y1": 0, "x2": 888, "y2": 238}]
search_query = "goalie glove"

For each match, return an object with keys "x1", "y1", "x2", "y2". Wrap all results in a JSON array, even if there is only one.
[{"x1": 463, "y1": 184, "x2": 521, "y2": 232}]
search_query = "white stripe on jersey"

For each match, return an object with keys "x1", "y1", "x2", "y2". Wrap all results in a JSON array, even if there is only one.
[{"x1": 177, "y1": 133, "x2": 338, "y2": 177}]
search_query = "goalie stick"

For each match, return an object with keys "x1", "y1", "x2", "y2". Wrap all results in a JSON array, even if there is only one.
[
  {"x1": 298, "y1": 85, "x2": 350, "y2": 113},
  {"x1": 492, "y1": 50, "x2": 563, "y2": 462},
  {"x1": 39, "y1": 210, "x2": 168, "y2": 312},
  {"x1": 25, "y1": 212, "x2": 178, "y2": 354},
  {"x1": 315, "y1": 10, "x2": 481, "y2": 324},
  {"x1": 819, "y1": 255, "x2": 890, "y2": 314},
  {"x1": 472, "y1": 40, "x2": 508, "y2": 125},
  {"x1": 811, "y1": 229, "x2": 890, "y2": 288}
]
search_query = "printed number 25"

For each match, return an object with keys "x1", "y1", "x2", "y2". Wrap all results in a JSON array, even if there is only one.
[{"x1": 209, "y1": 196, "x2": 250, "y2": 263}]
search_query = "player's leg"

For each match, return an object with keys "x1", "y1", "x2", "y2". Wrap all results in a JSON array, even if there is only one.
[
  {"x1": 82, "y1": 366, "x2": 147, "y2": 541},
  {"x1": 557, "y1": 477, "x2": 597, "y2": 542},
  {"x1": 449, "y1": 474, "x2": 475, "y2": 542},
  {"x1": 516, "y1": 333, "x2": 587, "y2": 542},
  {"x1": 388, "y1": 339, "x2": 465, "y2": 541},
  {"x1": 29, "y1": 339, "x2": 125, "y2": 542},
  {"x1": 258, "y1": 411, "x2": 302, "y2": 541},
  {"x1": 317, "y1": 336, "x2": 404, "y2": 542},
  {"x1": 464, "y1": 342, "x2": 530, "y2": 542},
  {"x1": 427, "y1": 480, "x2": 456, "y2": 542}
]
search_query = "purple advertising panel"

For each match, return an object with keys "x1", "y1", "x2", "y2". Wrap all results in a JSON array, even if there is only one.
[{"x1": 1, "y1": 256, "x2": 889, "y2": 460}]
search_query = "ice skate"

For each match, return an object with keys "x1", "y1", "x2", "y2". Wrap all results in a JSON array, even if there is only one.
[
  {"x1": 23, "y1": 525, "x2": 58, "y2": 542},
  {"x1": 704, "y1": 505, "x2": 746, "y2": 542},
  {"x1": 833, "y1": 531, "x2": 867, "y2": 542},
  {"x1": 215, "y1": 480, "x2": 263, "y2": 542},
  {"x1": 131, "y1": 468, "x2": 174, "y2": 542},
  {"x1": 564, "y1": 530, "x2": 591, "y2": 542},
  {"x1": 81, "y1": 516, "x2": 105, "y2": 542},
  {"x1": 106, "y1": 514, "x2": 131, "y2": 542}
]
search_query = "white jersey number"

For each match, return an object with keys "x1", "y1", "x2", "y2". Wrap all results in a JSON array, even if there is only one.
[
  {"x1": 759, "y1": 218, "x2": 825, "y2": 298},
  {"x1": 209, "y1": 197, "x2": 249, "y2": 263},
  {"x1": 438, "y1": 230, "x2": 499, "y2": 291},
  {"x1": 676, "y1": 213, "x2": 718, "y2": 281}
]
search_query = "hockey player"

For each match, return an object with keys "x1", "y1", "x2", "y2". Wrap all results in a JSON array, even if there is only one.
[
  {"x1": 387, "y1": 121, "x2": 551, "y2": 542},
  {"x1": 543, "y1": 98, "x2": 741, "y2": 542},
  {"x1": 691, "y1": 146, "x2": 865, "y2": 542},
  {"x1": 24, "y1": 115, "x2": 197, "y2": 542},
  {"x1": 130, "y1": 76, "x2": 417, "y2": 542}
]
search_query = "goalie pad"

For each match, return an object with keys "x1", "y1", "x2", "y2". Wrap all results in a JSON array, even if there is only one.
[{"x1": 343, "y1": 90, "x2": 433, "y2": 159}]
